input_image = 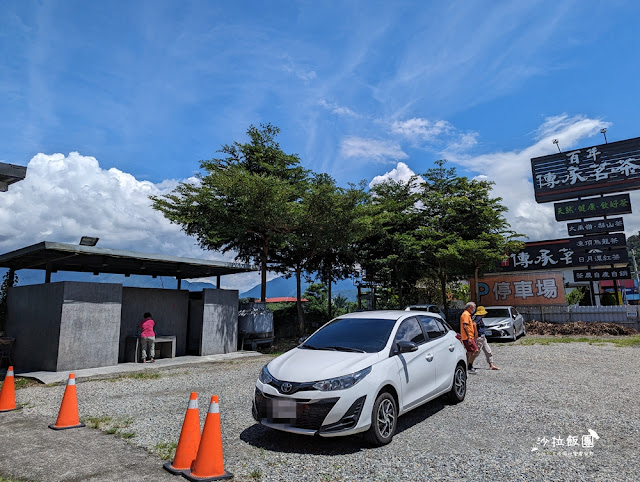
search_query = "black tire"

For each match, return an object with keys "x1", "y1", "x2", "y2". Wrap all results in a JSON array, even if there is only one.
[
  {"x1": 364, "y1": 392, "x2": 397, "y2": 446},
  {"x1": 447, "y1": 364, "x2": 467, "y2": 404}
]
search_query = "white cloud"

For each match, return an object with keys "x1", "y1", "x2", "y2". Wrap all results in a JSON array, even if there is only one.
[
  {"x1": 340, "y1": 136, "x2": 408, "y2": 162},
  {"x1": 280, "y1": 55, "x2": 317, "y2": 82},
  {"x1": 391, "y1": 117, "x2": 452, "y2": 141},
  {"x1": 318, "y1": 99, "x2": 358, "y2": 117},
  {"x1": 369, "y1": 162, "x2": 417, "y2": 188},
  {"x1": 446, "y1": 131, "x2": 479, "y2": 153},
  {"x1": 0, "y1": 152, "x2": 263, "y2": 291},
  {"x1": 445, "y1": 115, "x2": 624, "y2": 242},
  {"x1": 388, "y1": 117, "x2": 478, "y2": 154},
  {"x1": 297, "y1": 70, "x2": 317, "y2": 81}
]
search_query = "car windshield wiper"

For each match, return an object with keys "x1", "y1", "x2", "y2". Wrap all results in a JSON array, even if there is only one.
[
  {"x1": 299, "y1": 344, "x2": 319, "y2": 350},
  {"x1": 322, "y1": 346, "x2": 366, "y2": 353}
]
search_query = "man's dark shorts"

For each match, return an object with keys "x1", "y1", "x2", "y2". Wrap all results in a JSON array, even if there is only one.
[{"x1": 463, "y1": 339, "x2": 478, "y2": 352}]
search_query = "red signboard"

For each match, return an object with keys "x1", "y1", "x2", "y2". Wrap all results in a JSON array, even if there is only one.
[{"x1": 470, "y1": 272, "x2": 566, "y2": 306}]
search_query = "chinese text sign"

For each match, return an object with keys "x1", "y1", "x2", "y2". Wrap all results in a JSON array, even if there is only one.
[
  {"x1": 471, "y1": 272, "x2": 566, "y2": 306},
  {"x1": 531, "y1": 137, "x2": 640, "y2": 203}
]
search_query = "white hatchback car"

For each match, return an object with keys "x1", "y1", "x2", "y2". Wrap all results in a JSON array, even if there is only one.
[{"x1": 252, "y1": 310, "x2": 467, "y2": 446}]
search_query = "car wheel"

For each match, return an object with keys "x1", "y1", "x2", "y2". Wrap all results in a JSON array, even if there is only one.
[
  {"x1": 447, "y1": 364, "x2": 466, "y2": 404},
  {"x1": 365, "y1": 392, "x2": 397, "y2": 446},
  {"x1": 511, "y1": 327, "x2": 517, "y2": 341}
]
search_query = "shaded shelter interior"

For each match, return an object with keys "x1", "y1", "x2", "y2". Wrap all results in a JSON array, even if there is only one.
[{"x1": 0, "y1": 242, "x2": 256, "y2": 372}]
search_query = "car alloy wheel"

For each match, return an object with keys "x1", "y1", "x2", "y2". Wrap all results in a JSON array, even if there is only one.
[
  {"x1": 365, "y1": 392, "x2": 397, "y2": 446},
  {"x1": 447, "y1": 364, "x2": 466, "y2": 403}
]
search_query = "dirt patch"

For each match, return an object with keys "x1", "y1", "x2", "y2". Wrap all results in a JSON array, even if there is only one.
[{"x1": 526, "y1": 320, "x2": 638, "y2": 336}]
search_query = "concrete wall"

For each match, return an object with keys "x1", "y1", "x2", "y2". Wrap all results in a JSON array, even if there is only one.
[
  {"x1": 188, "y1": 296, "x2": 204, "y2": 354},
  {"x1": 119, "y1": 288, "x2": 189, "y2": 362},
  {"x1": 6, "y1": 283, "x2": 65, "y2": 372},
  {"x1": 57, "y1": 283, "x2": 122, "y2": 371},
  {"x1": 201, "y1": 289, "x2": 238, "y2": 355},
  {"x1": 6, "y1": 281, "x2": 239, "y2": 371},
  {"x1": 6, "y1": 282, "x2": 122, "y2": 372}
]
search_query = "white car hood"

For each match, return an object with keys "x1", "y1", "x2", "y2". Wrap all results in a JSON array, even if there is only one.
[
  {"x1": 267, "y1": 347, "x2": 381, "y2": 383},
  {"x1": 483, "y1": 316, "x2": 512, "y2": 327}
]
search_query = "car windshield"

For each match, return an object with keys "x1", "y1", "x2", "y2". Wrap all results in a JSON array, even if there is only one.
[
  {"x1": 300, "y1": 317, "x2": 397, "y2": 353},
  {"x1": 485, "y1": 308, "x2": 510, "y2": 318}
]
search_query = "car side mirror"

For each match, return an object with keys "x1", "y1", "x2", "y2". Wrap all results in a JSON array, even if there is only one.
[
  {"x1": 396, "y1": 341, "x2": 418, "y2": 353},
  {"x1": 299, "y1": 336, "x2": 308, "y2": 343}
]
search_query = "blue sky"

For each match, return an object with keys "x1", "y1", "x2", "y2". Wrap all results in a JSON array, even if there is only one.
[{"x1": 2, "y1": 1, "x2": 640, "y2": 291}]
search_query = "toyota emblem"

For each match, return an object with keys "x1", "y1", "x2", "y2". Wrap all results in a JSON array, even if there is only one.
[{"x1": 280, "y1": 382, "x2": 293, "y2": 393}]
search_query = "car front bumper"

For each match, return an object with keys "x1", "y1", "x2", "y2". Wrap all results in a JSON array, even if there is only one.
[
  {"x1": 484, "y1": 326, "x2": 514, "y2": 339},
  {"x1": 252, "y1": 379, "x2": 374, "y2": 437}
]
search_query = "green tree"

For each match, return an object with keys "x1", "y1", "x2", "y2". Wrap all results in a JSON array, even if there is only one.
[
  {"x1": 356, "y1": 176, "x2": 424, "y2": 307},
  {"x1": 566, "y1": 287, "x2": 585, "y2": 305},
  {"x1": 419, "y1": 161, "x2": 524, "y2": 315},
  {"x1": 311, "y1": 179, "x2": 367, "y2": 319},
  {"x1": 627, "y1": 233, "x2": 640, "y2": 281},
  {"x1": 303, "y1": 283, "x2": 328, "y2": 323},
  {"x1": 151, "y1": 124, "x2": 307, "y2": 301},
  {"x1": 272, "y1": 174, "x2": 366, "y2": 335}
]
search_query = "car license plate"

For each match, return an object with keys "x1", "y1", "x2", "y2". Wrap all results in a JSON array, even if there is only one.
[
  {"x1": 270, "y1": 398, "x2": 297, "y2": 419},
  {"x1": 485, "y1": 330, "x2": 492, "y2": 336}
]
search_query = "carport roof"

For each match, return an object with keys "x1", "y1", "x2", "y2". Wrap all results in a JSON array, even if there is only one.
[
  {"x1": 0, "y1": 241, "x2": 257, "y2": 279},
  {"x1": 0, "y1": 162, "x2": 27, "y2": 191}
]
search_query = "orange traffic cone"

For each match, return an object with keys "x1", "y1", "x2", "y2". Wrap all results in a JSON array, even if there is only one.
[
  {"x1": 183, "y1": 395, "x2": 233, "y2": 481},
  {"x1": 48, "y1": 373, "x2": 85, "y2": 430},
  {"x1": 164, "y1": 392, "x2": 202, "y2": 475},
  {"x1": 0, "y1": 366, "x2": 21, "y2": 412}
]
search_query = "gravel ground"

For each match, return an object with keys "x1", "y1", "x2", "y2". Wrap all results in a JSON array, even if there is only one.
[{"x1": 9, "y1": 340, "x2": 640, "y2": 481}]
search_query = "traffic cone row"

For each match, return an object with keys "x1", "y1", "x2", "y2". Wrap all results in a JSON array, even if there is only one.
[
  {"x1": 165, "y1": 393, "x2": 233, "y2": 481},
  {"x1": 3, "y1": 367, "x2": 232, "y2": 479},
  {"x1": 2, "y1": 367, "x2": 84, "y2": 428}
]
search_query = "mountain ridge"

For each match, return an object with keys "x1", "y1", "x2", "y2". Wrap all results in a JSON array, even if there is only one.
[{"x1": 1, "y1": 269, "x2": 358, "y2": 300}]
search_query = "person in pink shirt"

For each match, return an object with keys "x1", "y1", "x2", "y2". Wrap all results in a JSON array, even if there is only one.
[{"x1": 138, "y1": 312, "x2": 156, "y2": 363}]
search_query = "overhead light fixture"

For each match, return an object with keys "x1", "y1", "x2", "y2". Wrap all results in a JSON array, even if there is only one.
[{"x1": 79, "y1": 236, "x2": 99, "y2": 246}]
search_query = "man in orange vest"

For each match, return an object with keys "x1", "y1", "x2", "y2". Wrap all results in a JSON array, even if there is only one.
[{"x1": 460, "y1": 301, "x2": 480, "y2": 373}]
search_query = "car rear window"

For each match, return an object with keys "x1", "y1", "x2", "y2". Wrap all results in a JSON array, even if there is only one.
[{"x1": 302, "y1": 317, "x2": 397, "y2": 353}]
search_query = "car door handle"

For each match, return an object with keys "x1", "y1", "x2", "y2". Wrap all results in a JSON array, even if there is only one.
[
  {"x1": 425, "y1": 353, "x2": 434, "y2": 362},
  {"x1": 448, "y1": 344, "x2": 455, "y2": 352}
]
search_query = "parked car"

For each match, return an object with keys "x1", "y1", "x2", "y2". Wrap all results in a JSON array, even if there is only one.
[
  {"x1": 252, "y1": 310, "x2": 467, "y2": 446},
  {"x1": 481, "y1": 306, "x2": 526, "y2": 341},
  {"x1": 404, "y1": 304, "x2": 446, "y2": 321},
  {"x1": 404, "y1": 304, "x2": 456, "y2": 332}
]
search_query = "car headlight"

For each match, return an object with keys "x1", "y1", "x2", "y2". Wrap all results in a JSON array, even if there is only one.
[
  {"x1": 312, "y1": 366, "x2": 372, "y2": 391},
  {"x1": 495, "y1": 322, "x2": 511, "y2": 329},
  {"x1": 259, "y1": 364, "x2": 274, "y2": 384}
]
